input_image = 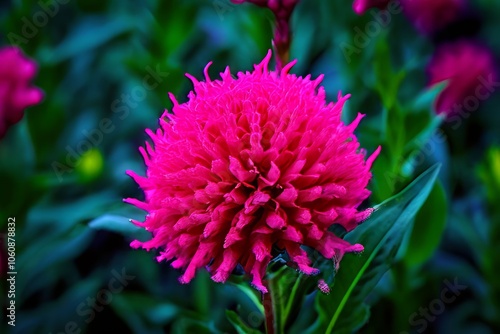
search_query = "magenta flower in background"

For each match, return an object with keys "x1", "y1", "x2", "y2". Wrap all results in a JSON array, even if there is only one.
[
  {"x1": 125, "y1": 51, "x2": 380, "y2": 293},
  {"x1": 0, "y1": 46, "x2": 43, "y2": 139},
  {"x1": 352, "y1": 0, "x2": 391, "y2": 15},
  {"x1": 427, "y1": 41, "x2": 497, "y2": 117},
  {"x1": 401, "y1": 0, "x2": 465, "y2": 34}
]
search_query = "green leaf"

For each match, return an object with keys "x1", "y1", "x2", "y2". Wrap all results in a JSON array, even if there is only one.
[
  {"x1": 402, "y1": 84, "x2": 445, "y2": 161},
  {"x1": 372, "y1": 36, "x2": 407, "y2": 165},
  {"x1": 383, "y1": 102, "x2": 405, "y2": 159},
  {"x1": 316, "y1": 164, "x2": 441, "y2": 334},
  {"x1": 88, "y1": 214, "x2": 149, "y2": 239},
  {"x1": 226, "y1": 310, "x2": 263, "y2": 334},
  {"x1": 112, "y1": 293, "x2": 179, "y2": 333},
  {"x1": 228, "y1": 261, "x2": 317, "y2": 334},
  {"x1": 14, "y1": 275, "x2": 102, "y2": 333},
  {"x1": 267, "y1": 265, "x2": 317, "y2": 334},
  {"x1": 171, "y1": 317, "x2": 219, "y2": 334},
  {"x1": 404, "y1": 181, "x2": 448, "y2": 266},
  {"x1": 112, "y1": 293, "x2": 167, "y2": 334},
  {"x1": 403, "y1": 113, "x2": 444, "y2": 157},
  {"x1": 17, "y1": 226, "x2": 95, "y2": 302},
  {"x1": 229, "y1": 278, "x2": 265, "y2": 315},
  {"x1": 402, "y1": 111, "x2": 431, "y2": 150},
  {"x1": 40, "y1": 16, "x2": 134, "y2": 64},
  {"x1": 373, "y1": 37, "x2": 405, "y2": 112},
  {"x1": 478, "y1": 146, "x2": 500, "y2": 204},
  {"x1": 409, "y1": 82, "x2": 447, "y2": 115},
  {"x1": 25, "y1": 190, "x2": 119, "y2": 238},
  {"x1": 370, "y1": 149, "x2": 399, "y2": 203}
]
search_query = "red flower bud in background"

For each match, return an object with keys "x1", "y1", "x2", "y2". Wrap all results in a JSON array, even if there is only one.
[
  {"x1": 352, "y1": 0, "x2": 391, "y2": 15},
  {"x1": 427, "y1": 41, "x2": 498, "y2": 117},
  {"x1": 0, "y1": 46, "x2": 43, "y2": 139},
  {"x1": 401, "y1": 0, "x2": 465, "y2": 34}
]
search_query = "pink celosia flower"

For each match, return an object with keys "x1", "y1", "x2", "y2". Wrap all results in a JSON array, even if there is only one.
[
  {"x1": 352, "y1": 0, "x2": 391, "y2": 15},
  {"x1": 0, "y1": 46, "x2": 43, "y2": 139},
  {"x1": 427, "y1": 41, "x2": 497, "y2": 117},
  {"x1": 401, "y1": 0, "x2": 465, "y2": 34},
  {"x1": 125, "y1": 51, "x2": 380, "y2": 293}
]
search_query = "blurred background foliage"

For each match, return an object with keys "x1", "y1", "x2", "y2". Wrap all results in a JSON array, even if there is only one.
[{"x1": 0, "y1": 0, "x2": 499, "y2": 333}]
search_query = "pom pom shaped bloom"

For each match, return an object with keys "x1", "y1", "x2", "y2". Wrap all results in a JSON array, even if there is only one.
[
  {"x1": 401, "y1": 0, "x2": 465, "y2": 34},
  {"x1": 352, "y1": 0, "x2": 391, "y2": 15},
  {"x1": 126, "y1": 51, "x2": 380, "y2": 293},
  {"x1": 427, "y1": 41, "x2": 497, "y2": 117},
  {"x1": 0, "y1": 46, "x2": 43, "y2": 139}
]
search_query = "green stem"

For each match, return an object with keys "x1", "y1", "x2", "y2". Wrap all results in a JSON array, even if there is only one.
[
  {"x1": 262, "y1": 281, "x2": 275, "y2": 334},
  {"x1": 392, "y1": 262, "x2": 413, "y2": 332},
  {"x1": 484, "y1": 211, "x2": 500, "y2": 330},
  {"x1": 194, "y1": 272, "x2": 210, "y2": 316}
]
